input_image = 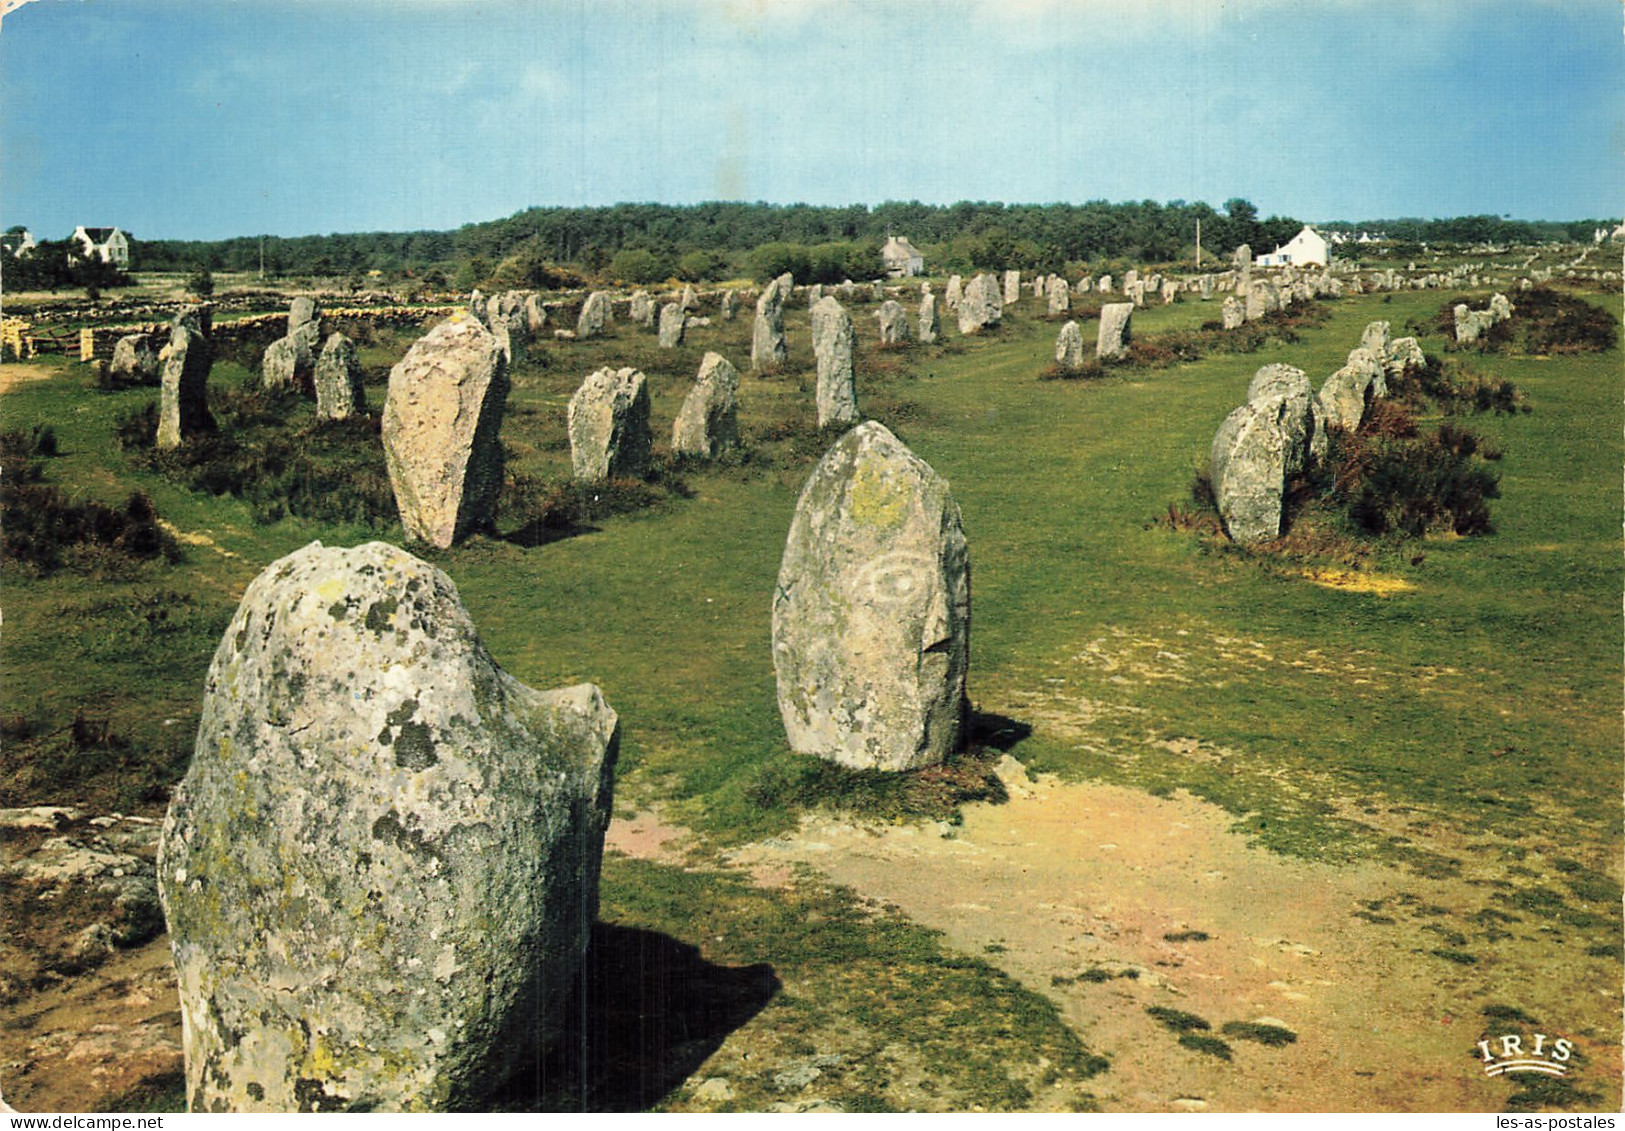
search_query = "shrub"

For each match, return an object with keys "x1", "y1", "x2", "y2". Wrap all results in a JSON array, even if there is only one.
[
  {"x1": 610, "y1": 247, "x2": 671, "y2": 285},
  {"x1": 0, "y1": 428, "x2": 178, "y2": 575},
  {"x1": 1336, "y1": 418, "x2": 1501, "y2": 538},
  {"x1": 118, "y1": 387, "x2": 397, "y2": 527}
]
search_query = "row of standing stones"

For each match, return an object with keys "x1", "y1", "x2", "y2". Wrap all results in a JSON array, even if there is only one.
[
  {"x1": 144, "y1": 284, "x2": 975, "y2": 1109},
  {"x1": 156, "y1": 417, "x2": 968, "y2": 1110},
  {"x1": 131, "y1": 267, "x2": 1507, "y2": 1108}
]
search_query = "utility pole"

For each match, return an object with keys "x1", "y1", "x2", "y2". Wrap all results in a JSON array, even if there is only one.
[
  {"x1": 1195, "y1": 218, "x2": 1202, "y2": 269},
  {"x1": 259, "y1": 236, "x2": 265, "y2": 280}
]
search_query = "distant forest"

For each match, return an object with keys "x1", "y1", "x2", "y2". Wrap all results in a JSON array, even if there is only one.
[{"x1": 56, "y1": 200, "x2": 1624, "y2": 288}]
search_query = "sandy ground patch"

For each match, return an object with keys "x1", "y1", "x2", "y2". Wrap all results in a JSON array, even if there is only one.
[
  {"x1": 732, "y1": 758, "x2": 1620, "y2": 1113},
  {"x1": 0, "y1": 363, "x2": 60, "y2": 395}
]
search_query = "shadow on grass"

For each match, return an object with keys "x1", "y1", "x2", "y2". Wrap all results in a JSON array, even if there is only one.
[
  {"x1": 496, "y1": 922, "x2": 780, "y2": 1112},
  {"x1": 969, "y1": 711, "x2": 1032, "y2": 752}
]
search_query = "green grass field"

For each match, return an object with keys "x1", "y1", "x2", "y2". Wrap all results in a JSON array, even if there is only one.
[{"x1": 2, "y1": 277, "x2": 1618, "y2": 1111}]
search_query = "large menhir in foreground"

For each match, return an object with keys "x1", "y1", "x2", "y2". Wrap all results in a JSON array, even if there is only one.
[{"x1": 158, "y1": 540, "x2": 619, "y2": 1112}]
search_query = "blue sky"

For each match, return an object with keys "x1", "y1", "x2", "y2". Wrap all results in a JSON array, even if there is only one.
[{"x1": 2, "y1": 0, "x2": 1618, "y2": 241}]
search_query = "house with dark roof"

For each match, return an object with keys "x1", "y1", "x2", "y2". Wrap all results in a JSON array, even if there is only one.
[
  {"x1": 1, "y1": 228, "x2": 36, "y2": 258},
  {"x1": 71, "y1": 225, "x2": 130, "y2": 267}
]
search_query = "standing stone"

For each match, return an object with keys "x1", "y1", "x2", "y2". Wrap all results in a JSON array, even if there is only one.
[
  {"x1": 1047, "y1": 276, "x2": 1071, "y2": 316},
  {"x1": 486, "y1": 292, "x2": 530, "y2": 365},
  {"x1": 288, "y1": 298, "x2": 322, "y2": 355},
  {"x1": 680, "y1": 284, "x2": 698, "y2": 311},
  {"x1": 381, "y1": 318, "x2": 508, "y2": 549},
  {"x1": 1075, "y1": 275, "x2": 1093, "y2": 294},
  {"x1": 870, "y1": 280, "x2": 884, "y2": 302},
  {"x1": 771, "y1": 421, "x2": 969, "y2": 772},
  {"x1": 1126, "y1": 280, "x2": 1146, "y2": 308},
  {"x1": 1360, "y1": 321, "x2": 1392, "y2": 365},
  {"x1": 1122, "y1": 269, "x2": 1139, "y2": 293},
  {"x1": 720, "y1": 289, "x2": 738, "y2": 321},
  {"x1": 629, "y1": 290, "x2": 655, "y2": 328},
  {"x1": 315, "y1": 332, "x2": 366, "y2": 421},
  {"x1": 657, "y1": 302, "x2": 686, "y2": 349},
  {"x1": 1247, "y1": 363, "x2": 1325, "y2": 474},
  {"x1": 1245, "y1": 280, "x2": 1269, "y2": 321},
  {"x1": 1096, "y1": 303, "x2": 1133, "y2": 359},
  {"x1": 806, "y1": 284, "x2": 824, "y2": 307},
  {"x1": 567, "y1": 366, "x2": 651, "y2": 481},
  {"x1": 1160, "y1": 280, "x2": 1178, "y2": 305},
  {"x1": 672, "y1": 351, "x2": 740, "y2": 459},
  {"x1": 110, "y1": 333, "x2": 159, "y2": 384},
  {"x1": 751, "y1": 273, "x2": 791, "y2": 370},
  {"x1": 157, "y1": 322, "x2": 213, "y2": 450},
  {"x1": 1003, "y1": 270, "x2": 1021, "y2": 305},
  {"x1": 1210, "y1": 400, "x2": 1292, "y2": 545},
  {"x1": 811, "y1": 297, "x2": 859, "y2": 429},
  {"x1": 1385, "y1": 336, "x2": 1426, "y2": 379},
  {"x1": 876, "y1": 300, "x2": 909, "y2": 345},
  {"x1": 158, "y1": 540, "x2": 618, "y2": 1112},
  {"x1": 262, "y1": 333, "x2": 316, "y2": 392},
  {"x1": 956, "y1": 273, "x2": 1003, "y2": 335},
  {"x1": 1316, "y1": 348, "x2": 1385, "y2": 433},
  {"x1": 1221, "y1": 295, "x2": 1245, "y2": 329},
  {"x1": 1054, "y1": 320, "x2": 1084, "y2": 370},
  {"x1": 944, "y1": 274, "x2": 963, "y2": 311},
  {"x1": 918, "y1": 291, "x2": 940, "y2": 345},
  {"x1": 525, "y1": 295, "x2": 548, "y2": 336},
  {"x1": 1488, "y1": 292, "x2": 1513, "y2": 322},
  {"x1": 1199, "y1": 275, "x2": 1214, "y2": 300},
  {"x1": 576, "y1": 291, "x2": 611, "y2": 339},
  {"x1": 1098, "y1": 274, "x2": 1113, "y2": 293}
]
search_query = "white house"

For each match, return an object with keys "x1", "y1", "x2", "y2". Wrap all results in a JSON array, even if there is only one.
[
  {"x1": 1, "y1": 228, "x2": 36, "y2": 258},
  {"x1": 71, "y1": 226, "x2": 130, "y2": 267},
  {"x1": 881, "y1": 235, "x2": 925, "y2": 278},
  {"x1": 1254, "y1": 225, "x2": 1328, "y2": 268}
]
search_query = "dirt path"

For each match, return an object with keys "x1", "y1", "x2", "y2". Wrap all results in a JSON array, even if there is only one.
[
  {"x1": 730, "y1": 759, "x2": 1621, "y2": 1113},
  {"x1": 0, "y1": 363, "x2": 60, "y2": 395}
]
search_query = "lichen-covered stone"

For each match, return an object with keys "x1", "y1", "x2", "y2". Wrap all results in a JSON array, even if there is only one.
[
  {"x1": 1247, "y1": 363, "x2": 1324, "y2": 474},
  {"x1": 576, "y1": 291, "x2": 611, "y2": 339},
  {"x1": 720, "y1": 289, "x2": 737, "y2": 321},
  {"x1": 1096, "y1": 303, "x2": 1133, "y2": 359},
  {"x1": 1221, "y1": 295, "x2": 1245, "y2": 330},
  {"x1": 751, "y1": 273, "x2": 792, "y2": 370},
  {"x1": 1055, "y1": 320, "x2": 1084, "y2": 370},
  {"x1": 110, "y1": 333, "x2": 158, "y2": 384},
  {"x1": 771, "y1": 422, "x2": 969, "y2": 771},
  {"x1": 876, "y1": 300, "x2": 909, "y2": 345},
  {"x1": 262, "y1": 333, "x2": 315, "y2": 392},
  {"x1": 1210, "y1": 400, "x2": 1291, "y2": 545},
  {"x1": 568, "y1": 366, "x2": 650, "y2": 481},
  {"x1": 1316, "y1": 348, "x2": 1385, "y2": 433},
  {"x1": 917, "y1": 291, "x2": 940, "y2": 344},
  {"x1": 672, "y1": 352, "x2": 739, "y2": 459},
  {"x1": 157, "y1": 321, "x2": 213, "y2": 450},
  {"x1": 1002, "y1": 270, "x2": 1020, "y2": 305},
  {"x1": 1385, "y1": 336, "x2": 1425, "y2": 379},
  {"x1": 956, "y1": 274, "x2": 1002, "y2": 335},
  {"x1": 315, "y1": 332, "x2": 366, "y2": 421},
  {"x1": 811, "y1": 297, "x2": 859, "y2": 429},
  {"x1": 158, "y1": 540, "x2": 618, "y2": 1112},
  {"x1": 381, "y1": 317, "x2": 508, "y2": 549},
  {"x1": 944, "y1": 274, "x2": 962, "y2": 311},
  {"x1": 657, "y1": 302, "x2": 686, "y2": 349},
  {"x1": 1047, "y1": 276, "x2": 1071, "y2": 316}
]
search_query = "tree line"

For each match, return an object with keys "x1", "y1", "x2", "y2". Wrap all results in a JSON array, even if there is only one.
[{"x1": 17, "y1": 202, "x2": 1616, "y2": 292}]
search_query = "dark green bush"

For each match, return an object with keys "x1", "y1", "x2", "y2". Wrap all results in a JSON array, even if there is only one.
[
  {"x1": 1334, "y1": 415, "x2": 1501, "y2": 537},
  {"x1": 1, "y1": 428, "x2": 178, "y2": 575}
]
